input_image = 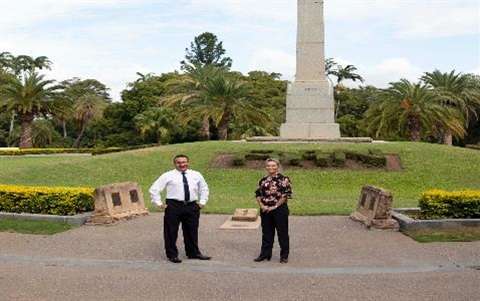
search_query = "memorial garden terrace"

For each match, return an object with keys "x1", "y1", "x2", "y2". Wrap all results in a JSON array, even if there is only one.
[{"x1": 0, "y1": 140, "x2": 478, "y2": 216}]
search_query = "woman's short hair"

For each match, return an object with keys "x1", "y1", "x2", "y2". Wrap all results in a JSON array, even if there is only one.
[{"x1": 265, "y1": 157, "x2": 281, "y2": 166}]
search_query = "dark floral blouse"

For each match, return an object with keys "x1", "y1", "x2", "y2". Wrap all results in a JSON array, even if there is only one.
[{"x1": 255, "y1": 173, "x2": 292, "y2": 205}]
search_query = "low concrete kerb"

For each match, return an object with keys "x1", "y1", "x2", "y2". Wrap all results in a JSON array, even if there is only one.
[
  {"x1": 245, "y1": 136, "x2": 373, "y2": 143},
  {"x1": 392, "y1": 208, "x2": 480, "y2": 231},
  {"x1": 0, "y1": 212, "x2": 94, "y2": 226}
]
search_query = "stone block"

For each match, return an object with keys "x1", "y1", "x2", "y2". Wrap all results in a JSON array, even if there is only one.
[
  {"x1": 231, "y1": 208, "x2": 258, "y2": 222},
  {"x1": 87, "y1": 182, "x2": 148, "y2": 225},
  {"x1": 286, "y1": 109, "x2": 335, "y2": 123},
  {"x1": 220, "y1": 208, "x2": 260, "y2": 230},
  {"x1": 349, "y1": 185, "x2": 399, "y2": 230},
  {"x1": 280, "y1": 123, "x2": 340, "y2": 139}
]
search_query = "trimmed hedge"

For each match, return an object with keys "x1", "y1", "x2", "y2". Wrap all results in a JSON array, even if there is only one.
[
  {"x1": 419, "y1": 189, "x2": 480, "y2": 219},
  {"x1": 0, "y1": 144, "x2": 157, "y2": 156},
  {"x1": 0, "y1": 184, "x2": 94, "y2": 216},
  {"x1": 288, "y1": 154, "x2": 302, "y2": 166},
  {"x1": 315, "y1": 152, "x2": 328, "y2": 167},
  {"x1": 344, "y1": 150, "x2": 386, "y2": 167},
  {"x1": 233, "y1": 155, "x2": 246, "y2": 166},
  {"x1": 331, "y1": 150, "x2": 346, "y2": 167}
]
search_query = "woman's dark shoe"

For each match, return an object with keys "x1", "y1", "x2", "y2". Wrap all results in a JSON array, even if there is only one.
[
  {"x1": 168, "y1": 257, "x2": 182, "y2": 263},
  {"x1": 254, "y1": 255, "x2": 271, "y2": 262},
  {"x1": 280, "y1": 258, "x2": 288, "y2": 263}
]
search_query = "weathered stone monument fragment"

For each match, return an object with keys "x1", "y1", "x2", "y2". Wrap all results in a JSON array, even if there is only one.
[
  {"x1": 220, "y1": 208, "x2": 260, "y2": 229},
  {"x1": 280, "y1": 0, "x2": 340, "y2": 139},
  {"x1": 350, "y1": 185, "x2": 399, "y2": 230},
  {"x1": 87, "y1": 182, "x2": 149, "y2": 225}
]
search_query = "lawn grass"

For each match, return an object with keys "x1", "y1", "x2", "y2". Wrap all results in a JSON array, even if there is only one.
[
  {"x1": 0, "y1": 141, "x2": 479, "y2": 215},
  {"x1": 404, "y1": 227, "x2": 480, "y2": 242},
  {"x1": 0, "y1": 219, "x2": 74, "y2": 234}
]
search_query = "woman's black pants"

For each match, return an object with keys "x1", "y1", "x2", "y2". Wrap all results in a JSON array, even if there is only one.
[{"x1": 259, "y1": 203, "x2": 289, "y2": 259}]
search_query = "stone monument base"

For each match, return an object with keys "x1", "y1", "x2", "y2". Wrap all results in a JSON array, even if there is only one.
[
  {"x1": 280, "y1": 123, "x2": 340, "y2": 139},
  {"x1": 246, "y1": 136, "x2": 373, "y2": 143},
  {"x1": 350, "y1": 211, "x2": 399, "y2": 230}
]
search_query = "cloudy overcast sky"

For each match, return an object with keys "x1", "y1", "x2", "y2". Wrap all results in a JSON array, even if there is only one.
[{"x1": 1, "y1": 0, "x2": 479, "y2": 100}]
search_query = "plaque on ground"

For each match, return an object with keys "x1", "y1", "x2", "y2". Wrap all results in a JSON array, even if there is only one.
[{"x1": 220, "y1": 208, "x2": 260, "y2": 230}]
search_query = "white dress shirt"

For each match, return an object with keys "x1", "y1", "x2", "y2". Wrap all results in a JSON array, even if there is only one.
[{"x1": 149, "y1": 169, "x2": 209, "y2": 206}]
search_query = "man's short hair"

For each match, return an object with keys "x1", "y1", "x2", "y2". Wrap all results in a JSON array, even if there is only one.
[{"x1": 174, "y1": 154, "x2": 189, "y2": 163}]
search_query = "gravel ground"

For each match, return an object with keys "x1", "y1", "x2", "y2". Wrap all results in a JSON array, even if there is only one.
[{"x1": 1, "y1": 213, "x2": 479, "y2": 300}]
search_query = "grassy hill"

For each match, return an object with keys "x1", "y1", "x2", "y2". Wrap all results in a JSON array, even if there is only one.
[{"x1": 0, "y1": 141, "x2": 479, "y2": 215}]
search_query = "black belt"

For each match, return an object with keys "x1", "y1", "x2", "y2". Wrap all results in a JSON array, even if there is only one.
[
  {"x1": 263, "y1": 202, "x2": 280, "y2": 207},
  {"x1": 166, "y1": 198, "x2": 197, "y2": 205}
]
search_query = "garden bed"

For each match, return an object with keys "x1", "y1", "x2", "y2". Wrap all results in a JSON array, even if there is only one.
[{"x1": 392, "y1": 208, "x2": 480, "y2": 231}]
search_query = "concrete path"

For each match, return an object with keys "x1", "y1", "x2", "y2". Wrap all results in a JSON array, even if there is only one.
[{"x1": 1, "y1": 214, "x2": 479, "y2": 300}]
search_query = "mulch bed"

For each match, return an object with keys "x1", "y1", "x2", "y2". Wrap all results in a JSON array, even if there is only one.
[{"x1": 209, "y1": 153, "x2": 403, "y2": 171}]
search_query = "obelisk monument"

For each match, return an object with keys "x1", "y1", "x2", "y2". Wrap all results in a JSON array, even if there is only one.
[{"x1": 280, "y1": 0, "x2": 340, "y2": 139}]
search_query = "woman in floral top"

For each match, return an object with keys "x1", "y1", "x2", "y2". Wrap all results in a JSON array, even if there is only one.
[{"x1": 254, "y1": 158, "x2": 292, "y2": 263}]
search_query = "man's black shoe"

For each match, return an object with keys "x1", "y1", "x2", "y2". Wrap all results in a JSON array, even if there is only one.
[
  {"x1": 280, "y1": 258, "x2": 288, "y2": 263},
  {"x1": 187, "y1": 254, "x2": 211, "y2": 260},
  {"x1": 168, "y1": 257, "x2": 182, "y2": 263},
  {"x1": 254, "y1": 255, "x2": 271, "y2": 262}
]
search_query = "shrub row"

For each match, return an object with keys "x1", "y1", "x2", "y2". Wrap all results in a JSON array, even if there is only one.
[
  {"x1": 419, "y1": 189, "x2": 480, "y2": 219},
  {"x1": 0, "y1": 144, "x2": 158, "y2": 156},
  {"x1": 0, "y1": 184, "x2": 94, "y2": 216},
  {"x1": 344, "y1": 150, "x2": 386, "y2": 167}
]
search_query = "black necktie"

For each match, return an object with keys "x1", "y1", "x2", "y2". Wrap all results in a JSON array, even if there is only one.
[{"x1": 182, "y1": 171, "x2": 190, "y2": 201}]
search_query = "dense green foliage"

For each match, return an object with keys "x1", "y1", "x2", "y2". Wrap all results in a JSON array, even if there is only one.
[
  {"x1": 0, "y1": 184, "x2": 94, "y2": 215},
  {"x1": 419, "y1": 189, "x2": 480, "y2": 219},
  {"x1": 1, "y1": 40, "x2": 480, "y2": 149}
]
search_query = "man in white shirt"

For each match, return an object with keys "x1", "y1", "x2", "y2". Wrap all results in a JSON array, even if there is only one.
[{"x1": 149, "y1": 154, "x2": 211, "y2": 263}]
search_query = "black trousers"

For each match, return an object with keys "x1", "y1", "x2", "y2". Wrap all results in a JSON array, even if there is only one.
[
  {"x1": 163, "y1": 199, "x2": 201, "y2": 259},
  {"x1": 259, "y1": 203, "x2": 289, "y2": 259}
]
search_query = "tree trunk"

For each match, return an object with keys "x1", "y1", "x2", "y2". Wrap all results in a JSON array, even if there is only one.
[
  {"x1": 73, "y1": 125, "x2": 85, "y2": 148},
  {"x1": 408, "y1": 116, "x2": 421, "y2": 142},
  {"x1": 199, "y1": 115, "x2": 210, "y2": 140},
  {"x1": 9, "y1": 111, "x2": 14, "y2": 136},
  {"x1": 217, "y1": 113, "x2": 229, "y2": 140},
  {"x1": 62, "y1": 120, "x2": 67, "y2": 138},
  {"x1": 19, "y1": 113, "x2": 34, "y2": 149},
  {"x1": 443, "y1": 130, "x2": 453, "y2": 145}
]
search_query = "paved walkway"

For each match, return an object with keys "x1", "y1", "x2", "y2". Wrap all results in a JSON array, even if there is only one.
[{"x1": 1, "y1": 213, "x2": 479, "y2": 300}]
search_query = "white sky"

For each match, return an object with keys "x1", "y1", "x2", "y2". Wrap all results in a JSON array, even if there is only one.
[{"x1": 1, "y1": 0, "x2": 479, "y2": 101}]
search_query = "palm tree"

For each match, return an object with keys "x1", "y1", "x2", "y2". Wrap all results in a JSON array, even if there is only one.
[
  {"x1": 196, "y1": 75, "x2": 271, "y2": 140},
  {"x1": 31, "y1": 119, "x2": 61, "y2": 147},
  {"x1": 1, "y1": 53, "x2": 53, "y2": 142},
  {"x1": 162, "y1": 64, "x2": 227, "y2": 140},
  {"x1": 0, "y1": 72, "x2": 60, "y2": 148},
  {"x1": 365, "y1": 79, "x2": 464, "y2": 141},
  {"x1": 0, "y1": 52, "x2": 52, "y2": 77},
  {"x1": 72, "y1": 93, "x2": 106, "y2": 147},
  {"x1": 135, "y1": 72, "x2": 155, "y2": 82},
  {"x1": 421, "y1": 70, "x2": 480, "y2": 145},
  {"x1": 134, "y1": 107, "x2": 173, "y2": 145},
  {"x1": 331, "y1": 65, "x2": 365, "y2": 119},
  {"x1": 163, "y1": 68, "x2": 271, "y2": 140}
]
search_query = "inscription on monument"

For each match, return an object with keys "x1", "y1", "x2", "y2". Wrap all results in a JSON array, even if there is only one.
[
  {"x1": 349, "y1": 185, "x2": 399, "y2": 230},
  {"x1": 369, "y1": 197, "x2": 377, "y2": 210},
  {"x1": 88, "y1": 182, "x2": 149, "y2": 225},
  {"x1": 112, "y1": 192, "x2": 122, "y2": 207},
  {"x1": 360, "y1": 193, "x2": 367, "y2": 207},
  {"x1": 129, "y1": 190, "x2": 139, "y2": 203}
]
